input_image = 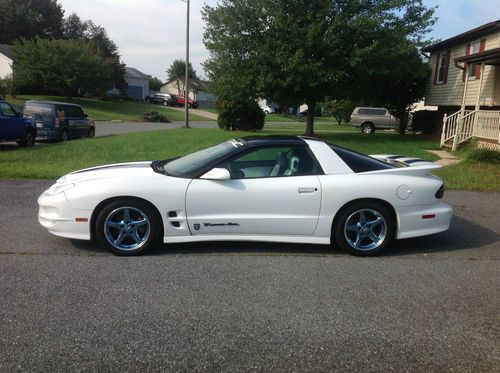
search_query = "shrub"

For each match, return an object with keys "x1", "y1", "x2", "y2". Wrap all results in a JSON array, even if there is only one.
[
  {"x1": 216, "y1": 100, "x2": 265, "y2": 131},
  {"x1": 466, "y1": 148, "x2": 500, "y2": 164},
  {"x1": 141, "y1": 111, "x2": 170, "y2": 123}
]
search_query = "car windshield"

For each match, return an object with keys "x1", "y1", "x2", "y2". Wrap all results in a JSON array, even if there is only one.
[{"x1": 162, "y1": 140, "x2": 241, "y2": 177}]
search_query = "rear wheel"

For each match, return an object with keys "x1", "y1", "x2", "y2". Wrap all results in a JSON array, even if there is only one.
[
  {"x1": 361, "y1": 123, "x2": 375, "y2": 134},
  {"x1": 333, "y1": 201, "x2": 395, "y2": 256},
  {"x1": 61, "y1": 130, "x2": 69, "y2": 141},
  {"x1": 95, "y1": 199, "x2": 162, "y2": 256},
  {"x1": 19, "y1": 128, "x2": 36, "y2": 147}
]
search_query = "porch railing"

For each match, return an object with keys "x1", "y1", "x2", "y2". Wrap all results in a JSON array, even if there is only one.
[
  {"x1": 440, "y1": 110, "x2": 472, "y2": 147},
  {"x1": 441, "y1": 110, "x2": 500, "y2": 150}
]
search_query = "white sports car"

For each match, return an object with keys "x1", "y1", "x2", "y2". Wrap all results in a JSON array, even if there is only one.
[{"x1": 38, "y1": 136, "x2": 453, "y2": 256}]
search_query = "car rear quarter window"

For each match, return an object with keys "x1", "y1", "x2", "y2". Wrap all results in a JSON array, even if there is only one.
[
  {"x1": 23, "y1": 103, "x2": 54, "y2": 121},
  {"x1": 330, "y1": 145, "x2": 395, "y2": 173},
  {"x1": 358, "y1": 108, "x2": 387, "y2": 116}
]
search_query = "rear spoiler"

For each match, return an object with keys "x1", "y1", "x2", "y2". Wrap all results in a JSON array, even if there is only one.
[{"x1": 367, "y1": 154, "x2": 442, "y2": 176}]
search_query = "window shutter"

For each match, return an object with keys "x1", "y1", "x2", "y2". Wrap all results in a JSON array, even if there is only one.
[
  {"x1": 433, "y1": 52, "x2": 440, "y2": 85},
  {"x1": 476, "y1": 38, "x2": 486, "y2": 79},
  {"x1": 443, "y1": 49, "x2": 451, "y2": 84},
  {"x1": 463, "y1": 43, "x2": 470, "y2": 81}
]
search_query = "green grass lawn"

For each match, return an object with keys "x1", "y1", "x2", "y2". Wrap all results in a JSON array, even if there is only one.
[
  {"x1": 6, "y1": 95, "x2": 211, "y2": 122},
  {"x1": 0, "y1": 125, "x2": 496, "y2": 191},
  {"x1": 0, "y1": 127, "x2": 441, "y2": 179}
]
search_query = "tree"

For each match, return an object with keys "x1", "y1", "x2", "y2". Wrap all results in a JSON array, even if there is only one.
[
  {"x1": 148, "y1": 76, "x2": 163, "y2": 92},
  {"x1": 348, "y1": 37, "x2": 429, "y2": 134},
  {"x1": 323, "y1": 99, "x2": 356, "y2": 125},
  {"x1": 62, "y1": 13, "x2": 126, "y2": 94},
  {"x1": 0, "y1": 0, "x2": 64, "y2": 44},
  {"x1": 166, "y1": 59, "x2": 198, "y2": 95},
  {"x1": 202, "y1": 0, "x2": 435, "y2": 135},
  {"x1": 13, "y1": 38, "x2": 113, "y2": 99}
]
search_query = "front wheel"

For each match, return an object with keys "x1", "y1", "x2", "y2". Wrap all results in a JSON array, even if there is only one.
[
  {"x1": 333, "y1": 201, "x2": 395, "y2": 256},
  {"x1": 61, "y1": 130, "x2": 69, "y2": 141},
  {"x1": 95, "y1": 200, "x2": 162, "y2": 255},
  {"x1": 88, "y1": 127, "x2": 95, "y2": 138},
  {"x1": 19, "y1": 128, "x2": 36, "y2": 147}
]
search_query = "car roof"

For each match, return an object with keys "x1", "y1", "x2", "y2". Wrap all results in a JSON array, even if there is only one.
[
  {"x1": 25, "y1": 100, "x2": 82, "y2": 108},
  {"x1": 236, "y1": 135, "x2": 323, "y2": 147},
  {"x1": 355, "y1": 107, "x2": 387, "y2": 110}
]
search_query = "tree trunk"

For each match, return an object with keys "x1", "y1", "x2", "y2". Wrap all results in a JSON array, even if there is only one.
[
  {"x1": 396, "y1": 107, "x2": 408, "y2": 135},
  {"x1": 304, "y1": 101, "x2": 315, "y2": 136}
]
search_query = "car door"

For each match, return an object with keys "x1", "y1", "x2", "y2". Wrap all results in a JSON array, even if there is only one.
[
  {"x1": 185, "y1": 145, "x2": 322, "y2": 236},
  {"x1": 0, "y1": 102, "x2": 20, "y2": 139}
]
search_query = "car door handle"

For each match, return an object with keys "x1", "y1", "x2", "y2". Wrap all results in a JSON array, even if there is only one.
[{"x1": 298, "y1": 187, "x2": 317, "y2": 194}]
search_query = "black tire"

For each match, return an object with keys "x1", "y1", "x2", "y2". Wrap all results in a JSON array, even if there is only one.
[
  {"x1": 88, "y1": 127, "x2": 95, "y2": 138},
  {"x1": 361, "y1": 123, "x2": 375, "y2": 134},
  {"x1": 61, "y1": 130, "x2": 69, "y2": 141},
  {"x1": 333, "y1": 201, "x2": 395, "y2": 256},
  {"x1": 19, "y1": 128, "x2": 36, "y2": 147},
  {"x1": 95, "y1": 199, "x2": 162, "y2": 256}
]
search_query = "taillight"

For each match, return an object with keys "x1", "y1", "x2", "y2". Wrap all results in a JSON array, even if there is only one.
[
  {"x1": 55, "y1": 118, "x2": 60, "y2": 128},
  {"x1": 435, "y1": 184, "x2": 444, "y2": 199}
]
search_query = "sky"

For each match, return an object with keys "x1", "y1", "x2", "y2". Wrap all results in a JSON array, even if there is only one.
[{"x1": 58, "y1": 0, "x2": 500, "y2": 81}]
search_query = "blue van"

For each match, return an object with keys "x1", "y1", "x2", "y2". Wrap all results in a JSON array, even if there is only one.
[
  {"x1": 23, "y1": 101, "x2": 95, "y2": 141},
  {"x1": 0, "y1": 99, "x2": 37, "y2": 147}
]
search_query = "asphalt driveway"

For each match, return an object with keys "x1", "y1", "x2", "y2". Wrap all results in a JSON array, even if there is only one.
[{"x1": 0, "y1": 180, "x2": 498, "y2": 371}]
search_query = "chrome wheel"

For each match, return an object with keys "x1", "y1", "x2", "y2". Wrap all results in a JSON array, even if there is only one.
[
  {"x1": 104, "y1": 206, "x2": 151, "y2": 251},
  {"x1": 344, "y1": 209, "x2": 387, "y2": 251}
]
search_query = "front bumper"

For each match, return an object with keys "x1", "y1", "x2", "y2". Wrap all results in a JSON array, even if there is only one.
[
  {"x1": 38, "y1": 188, "x2": 92, "y2": 240},
  {"x1": 396, "y1": 202, "x2": 453, "y2": 239}
]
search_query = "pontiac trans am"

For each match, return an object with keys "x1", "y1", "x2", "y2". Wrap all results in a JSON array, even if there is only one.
[{"x1": 38, "y1": 136, "x2": 453, "y2": 256}]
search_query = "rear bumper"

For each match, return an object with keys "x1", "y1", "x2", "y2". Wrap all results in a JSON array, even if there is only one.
[
  {"x1": 36, "y1": 128, "x2": 60, "y2": 139},
  {"x1": 396, "y1": 202, "x2": 453, "y2": 239}
]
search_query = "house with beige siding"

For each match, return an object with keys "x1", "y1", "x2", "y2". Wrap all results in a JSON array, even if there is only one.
[
  {"x1": 0, "y1": 44, "x2": 14, "y2": 79},
  {"x1": 423, "y1": 20, "x2": 500, "y2": 150}
]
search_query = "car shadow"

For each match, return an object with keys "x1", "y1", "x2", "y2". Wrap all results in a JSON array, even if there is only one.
[{"x1": 69, "y1": 215, "x2": 498, "y2": 257}]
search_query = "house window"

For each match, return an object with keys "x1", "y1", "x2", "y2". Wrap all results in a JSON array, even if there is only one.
[
  {"x1": 468, "y1": 40, "x2": 481, "y2": 79},
  {"x1": 436, "y1": 53, "x2": 447, "y2": 84}
]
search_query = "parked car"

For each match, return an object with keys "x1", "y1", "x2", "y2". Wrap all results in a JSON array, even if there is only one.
[
  {"x1": 299, "y1": 109, "x2": 321, "y2": 117},
  {"x1": 38, "y1": 136, "x2": 452, "y2": 256},
  {"x1": 174, "y1": 95, "x2": 198, "y2": 109},
  {"x1": 23, "y1": 101, "x2": 95, "y2": 141},
  {"x1": 146, "y1": 93, "x2": 171, "y2": 106},
  {"x1": 350, "y1": 107, "x2": 399, "y2": 134},
  {"x1": 260, "y1": 104, "x2": 273, "y2": 114},
  {"x1": 0, "y1": 99, "x2": 38, "y2": 147}
]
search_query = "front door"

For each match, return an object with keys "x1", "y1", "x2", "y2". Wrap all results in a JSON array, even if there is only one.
[
  {"x1": 0, "y1": 102, "x2": 19, "y2": 139},
  {"x1": 185, "y1": 145, "x2": 322, "y2": 236}
]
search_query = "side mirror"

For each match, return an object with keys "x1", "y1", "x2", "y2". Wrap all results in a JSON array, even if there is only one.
[
  {"x1": 200, "y1": 167, "x2": 231, "y2": 180},
  {"x1": 84, "y1": 113, "x2": 88, "y2": 118}
]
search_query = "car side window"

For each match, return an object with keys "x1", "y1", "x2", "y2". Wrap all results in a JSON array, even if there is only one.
[
  {"x1": 65, "y1": 106, "x2": 84, "y2": 118},
  {"x1": 218, "y1": 145, "x2": 319, "y2": 179},
  {"x1": 0, "y1": 102, "x2": 17, "y2": 117}
]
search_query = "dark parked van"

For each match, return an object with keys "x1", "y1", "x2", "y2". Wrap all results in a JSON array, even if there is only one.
[
  {"x1": 0, "y1": 99, "x2": 38, "y2": 147},
  {"x1": 23, "y1": 101, "x2": 95, "y2": 141}
]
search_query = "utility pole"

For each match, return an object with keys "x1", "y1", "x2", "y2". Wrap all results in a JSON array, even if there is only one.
[{"x1": 184, "y1": 0, "x2": 190, "y2": 128}]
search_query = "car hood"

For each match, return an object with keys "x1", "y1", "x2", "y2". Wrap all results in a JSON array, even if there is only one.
[{"x1": 56, "y1": 161, "x2": 158, "y2": 184}]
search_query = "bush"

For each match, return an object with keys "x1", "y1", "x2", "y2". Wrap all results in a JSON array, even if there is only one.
[
  {"x1": 216, "y1": 100, "x2": 265, "y2": 131},
  {"x1": 141, "y1": 111, "x2": 170, "y2": 123},
  {"x1": 466, "y1": 148, "x2": 500, "y2": 164}
]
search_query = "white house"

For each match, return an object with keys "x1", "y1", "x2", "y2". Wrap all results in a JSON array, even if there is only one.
[
  {"x1": 0, "y1": 44, "x2": 14, "y2": 79},
  {"x1": 160, "y1": 78, "x2": 216, "y2": 108}
]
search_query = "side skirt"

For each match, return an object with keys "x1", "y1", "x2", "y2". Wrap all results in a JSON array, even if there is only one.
[{"x1": 163, "y1": 235, "x2": 330, "y2": 245}]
